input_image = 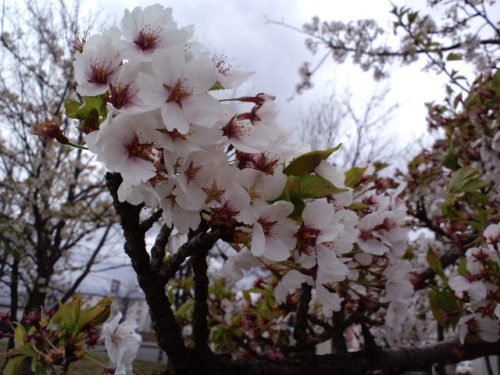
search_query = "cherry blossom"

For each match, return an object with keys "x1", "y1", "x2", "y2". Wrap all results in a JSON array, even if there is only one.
[
  {"x1": 119, "y1": 5, "x2": 192, "y2": 61},
  {"x1": 101, "y1": 313, "x2": 142, "y2": 375},
  {"x1": 137, "y1": 49, "x2": 222, "y2": 133},
  {"x1": 74, "y1": 32, "x2": 122, "y2": 96},
  {"x1": 250, "y1": 201, "x2": 297, "y2": 261}
]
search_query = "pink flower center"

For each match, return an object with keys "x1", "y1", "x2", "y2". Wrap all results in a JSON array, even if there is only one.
[
  {"x1": 184, "y1": 161, "x2": 202, "y2": 184},
  {"x1": 203, "y1": 180, "x2": 225, "y2": 204},
  {"x1": 210, "y1": 203, "x2": 239, "y2": 225},
  {"x1": 296, "y1": 224, "x2": 320, "y2": 255},
  {"x1": 165, "y1": 193, "x2": 177, "y2": 208},
  {"x1": 134, "y1": 26, "x2": 163, "y2": 51},
  {"x1": 236, "y1": 152, "x2": 279, "y2": 174},
  {"x1": 109, "y1": 83, "x2": 135, "y2": 109},
  {"x1": 165, "y1": 79, "x2": 193, "y2": 105},
  {"x1": 212, "y1": 55, "x2": 231, "y2": 76},
  {"x1": 71, "y1": 36, "x2": 87, "y2": 54},
  {"x1": 222, "y1": 118, "x2": 247, "y2": 139},
  {"x1": 88, "y1": 60, "x2": 116, "y2": 85},
  {"x1": 157, "y1": 128, "x2": 188, "y2": 141},
  {"x1": 125, "y1": 135, "x2": 154, "y2": 162},
  {"x1": 360, "y1": 230, "x2": 374, "y2": 241},
  {"x1": 374, "y1": 217, "x2": 397, "y2": 232},
  {"x1": 258, "y1": 218, "x2": 278, "y2": 237}
]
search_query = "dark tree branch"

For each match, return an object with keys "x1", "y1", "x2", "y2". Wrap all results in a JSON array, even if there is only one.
[
  {"x1": 158, "y1": 228, "x2": 224, "y2": 285},
  {"x1": 139, "y1": 208, "x2": 163, "y2": 233},
  {"x1": 150, "y1": 224, "x2": 172, "y2": 274},
  {"x1": 105, "y1": 172, "x2": 189, "y2": 366},
  {"x1": 378, "y1": 338, "x2": 500, "y2": 374},
  {"x1": 160, "y1": 338, "x2": 500, "y2": 375},
  {"x1": 192, "y1": 246, "x2": 211, "y2": 355},
  {"x1": 331, "y1": 308, "x2": 347, "y2": 356},
  {"x1": 293, "y1": 283, "x2": 312, "y2": 353}
]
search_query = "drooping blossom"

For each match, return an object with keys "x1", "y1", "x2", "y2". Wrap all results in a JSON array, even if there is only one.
[{"x1": 101, "y1": 313, "x2": 142, "y2": 375}]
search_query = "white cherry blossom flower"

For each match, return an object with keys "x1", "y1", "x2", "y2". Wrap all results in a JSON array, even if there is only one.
[
  {"x1": 95, "y1": 113, "x2": 159, "y2": 185},
  {"x1": 275, "y1": 270, "x2": 313, "y2": 305},
  {"x1": 484, "y1": 222, "x2": 500, "y2": 245},
  {"x1": 296, "y1": 199, "x2": 343, "y2": 258},
  {"x1": 119, "y1": 5, "x2": 192, "y2": 61},
  {"x1": 222, "y1": 248, "x2": 261, "y2": 282},
  {"x1": 101, "y1": 312, "x2": 142, "y2": 375},
  {"x1": 74, "y1": 31, "x2": 122, "y2": 96},
  {"x1": 137, "y1": 49, "x2": 221, "y2": 133},
  {"x1": 449, "y1": 275, "x2": 487, "y2": 301},
  {"x1": 250, "y1": 201, "x2": 297, "y2": 261},
  {"x1": 211, "y1": 55, "x2": 252, "y2": 89}
]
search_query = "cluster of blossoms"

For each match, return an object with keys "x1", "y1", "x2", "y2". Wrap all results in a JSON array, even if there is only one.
[
  {"x1": 452, "y1": 224, "x2": 500, "y2": 343},
  {"x1": 406, "y1": 69, "x2": 500, "y2": 344},
  {"x1": 70, "y1": 4, "x2": 415, "y2": 330},
  {"x1": 2, "y1": 296, "x2": 123, "y2": 374}
]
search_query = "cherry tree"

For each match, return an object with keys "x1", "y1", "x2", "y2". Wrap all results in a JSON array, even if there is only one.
[{"x1": 2, "y1": 3, "x2": 498, "y2": 375}]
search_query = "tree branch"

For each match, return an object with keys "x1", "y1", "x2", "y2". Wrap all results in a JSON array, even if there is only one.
[
  {"x1": 105, "y1": 172, "x2": 189, "y2": 366},
  {"x1": 158, "y1": 228, "x2": 224, "y2": 285},
  {"x1": 192, "y1": 246, "x2": 211, "y2": 355},
  {"x1": 293, "y1": 283, "x2": 312, "y2": 353},
  {"x1": 139, "y1": 208, "x2": 163, "y2": 233},
  {"x1": 150, "y1": 223, "x2": 172, "y2": 274}
]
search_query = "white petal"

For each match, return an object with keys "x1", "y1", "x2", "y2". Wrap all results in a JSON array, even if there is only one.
[
  {"x1": 251, "y1": 222, "x2": 266, "y2": 257},
  {"x1": 161, "y1": 102, "x2": 190, "y2": 134},
  {"x1": 183, "y1": 94, "x2": 222, "y2": 127}
]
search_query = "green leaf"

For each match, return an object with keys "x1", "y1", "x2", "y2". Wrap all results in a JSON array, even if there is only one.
[
  {"x1": 279, "y1": 176, "x2": 301, "y2": 201},
  {"x1": 460, "y1": 179, "x2": 490, "y2": 193},
  {"x1": 65, "y1": 99, "x2": 81, "y2": 118},
  {"x1": 32, "y1": 361, "x2": 45, "y2": 375},
  {"x1": 13, "y1": 325, "x2": 26, "y2": 349},
  {"x1": 296, "y1": 174, "x2": 348, "y2": 199},
  {"x1": 347, "y1": 203, "x2": 370, "y2": 210},
  {"x1": 77, "y1": 109, "x2": 100, "y2": 134},
  {"x1": 457, "y1": 258, "x2": 468, "y2": 277},
  {"x1": 446, "y1": 53, "x2": 462, "y2": 61},
  {"x1": 2, "y1": 356, "x2": 26, "y2": 375},
  {"x1": 69, "y1": 95, "x2": 107, "y2": 123},
  {"x1": 51, "y1": 294, "x2": 82, "y2": 332},
  {"x1": 407, "y1": 11, "x2": 418, "y2": 24},
  {"x1": 373, "y1": 162, "x2": 389, "y2": 173},
  {"x1": 77, "y1": 297, "x2": 112, "y2": 331},
  {"x1": 175, "y1": 300, "x2": 194, "y2": 320},
  {"x1": 283, "y1": 144, "x2": 342, "y2": 176},
  {"x1": 209, "y1": 81, "x2": 225, "y2": 90},
  {"x1": 289, "y1": 198, "x2": 305, "y2": 221},
  {"x1": 344, "y1": 167, "x2": 367, "y2": 187},
  {"x1": 429, "y1": 289, "x2": 461, "y2": 329},
  {"x1": 443, "y1": 150, "x2": 459, "y2": 170},
  {"x1": 426, "y1": 247, "x2": 447, "y2": 281},
  {"x1": 448, "y1": 167, "x2": 489, "y2": 194}
]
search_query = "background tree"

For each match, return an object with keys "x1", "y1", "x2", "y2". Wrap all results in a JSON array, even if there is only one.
[
  {"x1": 301, "y1": 85, "x2": 403, "y2": 168},
  {"x1": 0, "y1": 0, "x2": 116, "y2": 325}
]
